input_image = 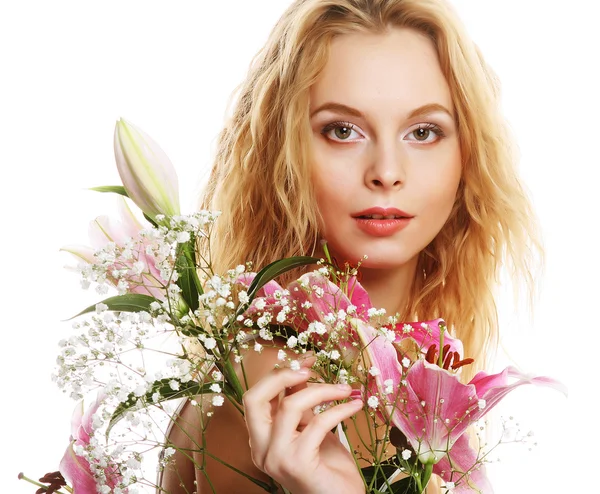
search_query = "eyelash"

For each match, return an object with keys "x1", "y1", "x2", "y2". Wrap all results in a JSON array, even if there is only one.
[{"x1": 320, "y1": 120, "x2": 446, "y2": 144}]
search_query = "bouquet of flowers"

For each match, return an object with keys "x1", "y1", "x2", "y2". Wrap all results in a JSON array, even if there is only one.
[{"x1": 19, "y1": 119, "x2": 566, "y2": 494}]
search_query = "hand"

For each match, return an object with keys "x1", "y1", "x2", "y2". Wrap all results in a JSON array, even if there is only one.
[{"x1": 242, "y1": 357, "x2": 365, "y2": 494}]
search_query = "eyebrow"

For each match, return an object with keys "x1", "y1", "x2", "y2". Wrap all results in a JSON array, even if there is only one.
[{"x1": 309, "y1": 102, "x2": 454, "y2": 120}]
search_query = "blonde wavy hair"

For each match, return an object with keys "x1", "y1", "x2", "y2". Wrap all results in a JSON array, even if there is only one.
[{"x1": 200, "y1": 0, "x2": 543, "y2": 379}]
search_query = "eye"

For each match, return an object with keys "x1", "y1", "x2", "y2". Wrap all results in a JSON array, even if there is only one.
[
  {"x1": 404, "y1": 123, "x2": 446, "y2": 144},
  {"x1": 321, "y1": 121, "x2": 363, "y2": 143}
]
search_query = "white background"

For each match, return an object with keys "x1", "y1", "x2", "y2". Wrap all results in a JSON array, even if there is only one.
[{"x1": 1, "y1": 1, "x2": 597, "y2": 493}]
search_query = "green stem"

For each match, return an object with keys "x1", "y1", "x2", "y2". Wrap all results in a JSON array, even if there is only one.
[
  {"x1": 223, "y1": 356, "x2": 244, "y2": 404},
  {"x1": 421, "y1": 462, "x2": 433, "y2": 492}
]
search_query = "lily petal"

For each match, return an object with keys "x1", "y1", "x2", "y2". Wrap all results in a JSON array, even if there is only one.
[
  {"x1": 433, "y1": 434, "x2": 493, "y2": 493},
  {"x1": 59, "y1": 443, "x2": 97, "y2": 494},
  {"x1": 394, "y1": 359, "x2": 478, "y2": 463}
]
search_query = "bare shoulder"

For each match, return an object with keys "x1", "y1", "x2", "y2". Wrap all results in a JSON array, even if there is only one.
[{"x1": 160, "y1": 345, "x2": 284, "y2": 494}]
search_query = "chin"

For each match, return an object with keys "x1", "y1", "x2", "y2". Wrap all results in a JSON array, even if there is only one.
[{"x1": 328, "y1": 244, "x2": 419, "y2": 271}]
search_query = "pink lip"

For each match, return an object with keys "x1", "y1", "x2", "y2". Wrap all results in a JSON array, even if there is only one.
[
  {"x1": 352, "y1": 207, "x2": 413, "y2": 237},
  {"x1": 352, "y1": 207, "x2": 414, "y2": 218}
]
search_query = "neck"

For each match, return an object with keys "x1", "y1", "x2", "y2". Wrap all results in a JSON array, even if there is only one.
[{"x1": 358, "y1": 256, "x2": 419, "y2": 317}]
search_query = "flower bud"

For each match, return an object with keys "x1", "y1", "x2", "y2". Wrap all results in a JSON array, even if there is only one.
[{"x1": 114, "y1": 118, "x2": 180, "y2": 219}]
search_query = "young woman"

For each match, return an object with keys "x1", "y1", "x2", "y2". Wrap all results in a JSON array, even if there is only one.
[{"x1": 160, "y1": 0, "x2": 541, "y2": 492}]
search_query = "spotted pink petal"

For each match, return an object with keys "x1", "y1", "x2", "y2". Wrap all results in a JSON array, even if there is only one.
[
  {"x1": 60, "y1": 394, "x2": 121, "y2": 493},
  {"x1": 468, "y1": 366, "x2": 567, "y2": 422},
  {"x1": 59, "y1": 443, "x2": 98, "y2": 494},
  {"x1": 353, "y1": 319, "x2": 404, "y2": 410},
  {"x1": 287, "y1": 273, "x2": 349, "y2": 330},
  {"x1": 346, "y1": 276, "x2": 372, "y2": 319},
  {"x1": 236, "y1": 273, "x2": 286, "y2": 318},
  {"x1": 433, "y1": 434, "x2": 493, "y2": 493},
  {"x1": 394, "y1": 359, "x2": 478, "y2": 463}
]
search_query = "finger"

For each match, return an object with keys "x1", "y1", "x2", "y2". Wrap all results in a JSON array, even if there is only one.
[
  {"x1": 295, "y1": 398, "x2": 363, "y2": 456},
  {"x1": 269, "y1": 384, "x2": 355, "y2": 452},
  {"x1": 243, "y1": 367, "x2": 312, "y2": 460},
  {"x1": 284, "y1": 355, "x2": 318, "y2": 416}
]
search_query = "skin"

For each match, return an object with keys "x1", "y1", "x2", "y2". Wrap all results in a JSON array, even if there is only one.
[
  {"x1": 310, "y1": 27, "x2": 462, "y2": 316},
  {"x1": 161, "y1": 27, "x2": 462, "y2": 494}
]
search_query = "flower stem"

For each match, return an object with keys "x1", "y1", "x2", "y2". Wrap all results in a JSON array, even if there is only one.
[{"x1": 421, "y1": 462, "x2": 433, "y2": 492}]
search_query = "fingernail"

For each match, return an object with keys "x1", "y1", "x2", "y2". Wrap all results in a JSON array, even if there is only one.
[{"x1": 336, "y1": 383, "x2": 352, "y2": 391}]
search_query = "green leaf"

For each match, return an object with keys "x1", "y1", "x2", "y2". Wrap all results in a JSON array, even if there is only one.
[
  {"x1": 247, "y1": 256, "x2": 320, "y2": 300},
  {"x1": 106, "y1": 378, "x2": 235, "y2": 437},
  {"x1": 89, "y1": 185, "x2": 129, "y2": 197},
  {"x1": 69, "y1": 294, "x2": 157, "y2": 320},
  {"x1": 143, "y1": 212, "x2": 158, "y2": 227},
  {"x1": 175, "y1": 242, "x2": 202, "y2": 312}
]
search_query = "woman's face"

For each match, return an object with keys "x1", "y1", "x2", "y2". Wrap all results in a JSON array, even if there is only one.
[{"x1": 309, "y1": 27, "x2": 461, "y2": 271}]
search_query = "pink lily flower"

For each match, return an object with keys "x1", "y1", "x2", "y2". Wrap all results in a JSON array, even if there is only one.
[
  {"x1": 239, "y1": 271, "x2": 371, "y2": 325},
  {"x1": 114, "y1": 118, "x2": 180, "y2": 220},
  {"x1": 355, "y1": 318, "x2": 567, "y2": 492},
  {"x1": 62, "y1": 196, "x2": 168, "y2": 299},
  {"x1": 59, "y1": 395, "x2": 121, "y2": 493}
]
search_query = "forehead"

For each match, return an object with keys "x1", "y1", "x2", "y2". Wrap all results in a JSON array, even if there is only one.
[{"x1": 309, "y1": 27, "x2": 453, "y2": 117}]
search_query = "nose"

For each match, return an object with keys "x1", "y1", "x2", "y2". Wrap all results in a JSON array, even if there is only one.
[{"x1": 364, "y1": 140, "x2": 406, "y2": 190}]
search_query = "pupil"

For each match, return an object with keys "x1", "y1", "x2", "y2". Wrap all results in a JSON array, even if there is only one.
[
  {"x1": 415, "y1": 128, "x2": 430, "y2": 140},
  {"x1": 335, "y1": 127, "x2": 351, "y2": 139}
]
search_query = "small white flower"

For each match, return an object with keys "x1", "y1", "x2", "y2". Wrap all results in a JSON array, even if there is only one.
[
  {"x1": 286, "y1": 335, "x2": 298, "y2": 348},
  {"x1": 254, "y1": 342, "x2": 263, "y2": 353},
  {"x1": 290, "y1": 360, "x2": 300, "y2": 371},
  {"x1": 211, "y1": 370, "x2": 223, "y2": 381},
  {"x1": 383, "y1": 379, "x2": 394, "y2": 395},
  {"x1": 369, "y1": 366, "x2": 380, "y2": 376},
  {"x1": 163, "y1": 447, "x2": 176, "y2": 459},
  {"x1": 329, "y1": 350, "x2": 341, "y2": 360},
  {"x1": 238, "y1": 290, "x2": 249, "y2": 304},
  {"x1": 338, "y1": 369, "x2": 349, "y2": 384},
  {"x1": 402, "y1": 357, "x2": 411, "y2": 368},
  {"x1": 277, "y1": 349, "x2": 287, "y2": 361},
  {"x1": 401, "y1": 449, "x2": 412, "y2": 460},
  {"x1": 367, "y1": 396, "x2": 379, "y2": 409},
  {"x1": 212, "y1": 395, "x2": 225, "y2": 407},
  {"x1": 308, "y1": 321, "x2": 327, "y2": 335},
  {"x1": 169, "y1": 380, "x2": 180, "y2": 391},
  {"x1": 210, "y1": 383, "x2": 222, "y2": 393},
  {"x1": 478, "y1": 399, "x2": 486, "y2": 410},
  {"x1": 203, "y1": 337, "x2": 217, "y2": 350}
]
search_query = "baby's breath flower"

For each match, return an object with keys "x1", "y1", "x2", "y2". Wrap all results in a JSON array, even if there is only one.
[
  {"x1": 212, "y1": 395, "x2": 225, "y2": 407},
  {"x1": 369, "y1": 366, "x2": 380, "y2": 376},
  {"x1": 367, "y1": 396, "x2": 379, "y2": 409}
]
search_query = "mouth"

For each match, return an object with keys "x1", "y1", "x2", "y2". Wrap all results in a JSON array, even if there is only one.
[
  {"x1": 356, "y1": 214, "x2": 410, "y2": 220},
  {"x1": 352, "y1": 207, "x2": 414, "y2": 220}
]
